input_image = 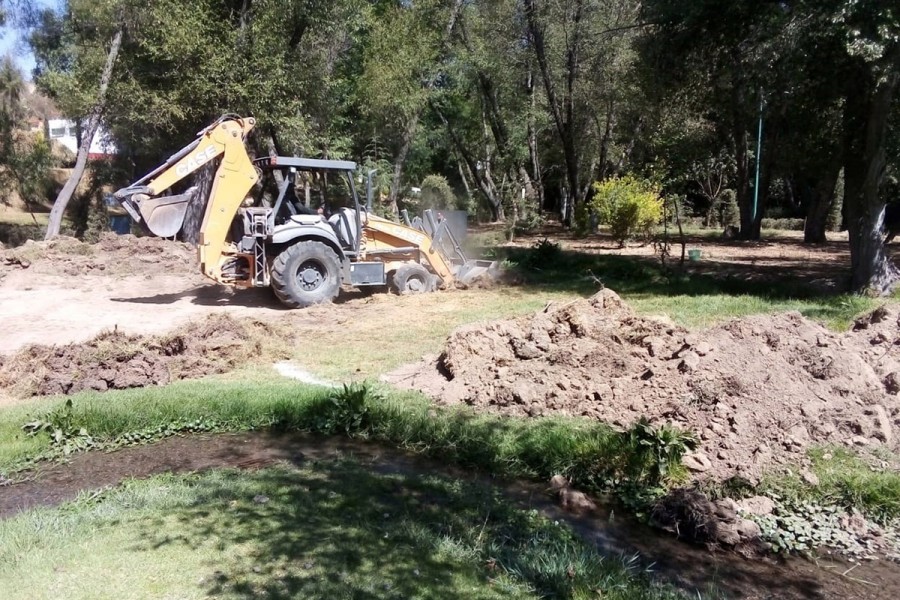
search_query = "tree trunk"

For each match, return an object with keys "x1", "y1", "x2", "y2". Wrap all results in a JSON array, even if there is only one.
[
  {"x1": 803, "y1": 162, "x2": 841, "y2": 244},
  {"x1": 614, "y1": 116, "x2": 642, "y2": 174},
  {"x1": 387, "y1": 111, "x2": 419, "y2": 218},
  {"x1": 734, "y1": 125, "x2": 757, "y2": 240},
  {"x1": 843, "y1": 58, "x2": 900, "y2": 294},
  {"x1": 45, "y1": 27, "x2": 123, "y2": 240},
  {"x1": 182, "y1": 163, "x2": 212, "y2": 244},
  {"x1": 526, "y1": 68, "x2": 545, "y2": 211},
  {"x1": 433, "y1": 101, "x2": 503, "y2": 220},
  {"x1": 525, "y1": 0, "x2": 583, "y2": 224}
]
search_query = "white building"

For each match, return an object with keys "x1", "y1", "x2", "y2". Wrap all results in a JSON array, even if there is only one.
[{"x1": 46, "y1": 118, "x2": 117, "y2": 159}]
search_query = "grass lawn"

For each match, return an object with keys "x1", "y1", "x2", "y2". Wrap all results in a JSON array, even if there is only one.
[
  {"x1": 0, "y1": 457, "x2": 685, "y2": 600},
  {"x1": 501, "y1": 245, "x2": 881, "y2": 330}
]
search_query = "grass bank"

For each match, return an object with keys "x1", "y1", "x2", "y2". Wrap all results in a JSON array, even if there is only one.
[
  {"x1": 3, "y1": 380, "x2": 898, "y2": 526},
  {"x1": 0, "y1": 459, "x2": 687, "y2": 600},
  {"x1": 0, "y1": 380, "x2": 690, "y2": 498}
]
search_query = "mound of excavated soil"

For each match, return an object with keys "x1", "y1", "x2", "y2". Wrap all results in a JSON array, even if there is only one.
[
  {"x1": 0, "y1": 233, "x2": 198, "y2": 278},
  {"x1": 384, "y1": 290, "x2": 900, "y2": 482},
  {"x1": 0, "y1": 314, "x2": 289, "y2": 397}
]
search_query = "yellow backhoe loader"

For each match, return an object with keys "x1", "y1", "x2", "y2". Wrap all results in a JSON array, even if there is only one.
[{"x1": 114, "y1": 114, "x2": 496, "y2": 308}]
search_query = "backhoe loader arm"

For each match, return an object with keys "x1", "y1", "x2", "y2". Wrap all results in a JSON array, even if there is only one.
[
  {"x1": 114, "y1": 115, "x2": 259, "y2": 282},
  {"x1": 114, "y1": 115, "x2": 258, "y2": 237}
]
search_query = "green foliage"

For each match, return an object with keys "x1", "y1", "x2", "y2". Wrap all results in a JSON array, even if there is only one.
[
  {"x1": 417, "y1": 174, "x2": 457, "y2": 210},
  {"x1": 0, "y1": 57, "x2": 56, "y2": 210},
  {"x1": 751, "y1": 496, "x2": 859, "y2": 555},
  {"x1": 712, "y1": 189, "x2": 739, "y2": 228},
  {"x1": 580, "y1": 176, "x2": 663, "y2": 243},
  {"x1": 21, "y1": 399, "x2": 95, "y2": 455},
  {"x1": 1, "y1": 379, "x2": 698, "y2": 505},
  {"x1": 760, "y1": 218, "x2": 805, "y2": 231},
  {"x1": 625, "y1": 417, "x2": 697, "y2": 486},
  {"x1": 315, "y1": 383, "x2": 378, "y2": 436}
]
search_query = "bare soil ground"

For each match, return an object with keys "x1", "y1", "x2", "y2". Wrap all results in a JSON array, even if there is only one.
[
  {"x1": 0, "y1": 228, "x2": 864, "y2": 356},
  {"x1": 503, "y1": 225, "x2": 856, "y2": 290},
  {"x1": 385, "y1": 289, "x2": 900, "y2": 483},
  {"x1": 0, "y1": 314, "x2": 289, "y2": 397}
]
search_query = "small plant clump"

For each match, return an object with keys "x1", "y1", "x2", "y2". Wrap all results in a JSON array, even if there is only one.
[
  {"x1": 578, "y1": 175, "x2": 663, "y2": 244},
  {"x1": 21, "y1": 399, "x2": 94, "y2": 456},
  {"x1": 513, "y1": 238, "x2": 562, "y2": 272},
  {"x1": 315, "y1": 383, "x2": 379, "y2": 435},
  {"x1": 748, "y1": 494, "x2": 900, "y2": 560},
  {"x1": 626, "y1": 417, "x2": 698, "y2": 486}
]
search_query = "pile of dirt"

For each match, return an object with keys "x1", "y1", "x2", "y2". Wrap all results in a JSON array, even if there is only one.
[
  {"x1": 385, "y1": 290, "x2": 900, "y2": 482},
  {"x1": 0, "y1": 233, "x2": 199, "y2": 278},
  {"x1": 0, "y1": 314, "x2": 290, "y2": 397}
]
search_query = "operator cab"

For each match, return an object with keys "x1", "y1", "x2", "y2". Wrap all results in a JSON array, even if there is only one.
[{"x1": 252, "y1": 156, "x2": 364, "y2": 255}]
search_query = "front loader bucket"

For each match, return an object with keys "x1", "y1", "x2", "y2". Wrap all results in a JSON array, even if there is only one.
[
  {"x1": 137, "y1": 189, "x2": 196, "y2": 238},
  {"x1": 454, "y1": 259, "x2": 501, "y2": 286}
]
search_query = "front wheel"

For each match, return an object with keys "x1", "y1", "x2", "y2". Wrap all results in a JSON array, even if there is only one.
[
  {"x1": 390, "y1": 263, "x2": 436, "y2": 294},
  {"x1": 271, "y1": 241, "x2": 341, "y2": 308}
]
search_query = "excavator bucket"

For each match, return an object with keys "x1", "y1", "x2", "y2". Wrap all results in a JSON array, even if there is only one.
[
  {"x1": 132, "y1": 188, "x2": 197, "y2": 238},
  {"x1": 454, "y1": 259, "x2": 501, "y2": 286},
  {"x1": 414, "y1": 210, "x2": 502, "y2": 286}
]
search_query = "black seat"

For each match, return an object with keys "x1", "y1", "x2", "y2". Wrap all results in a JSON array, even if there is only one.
[{"x1": 328, "y1": 207, "x2": 359, "y2": 250}]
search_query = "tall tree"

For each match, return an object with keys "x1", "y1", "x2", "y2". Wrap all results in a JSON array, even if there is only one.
[
  {"x1": 639, "y1": 1, "x2": 794, "y2": 240},
  {"x1": 833, "y1": 1, "x2": 900, "y2": 292},
  {"x1": 525, "y1": 0, "x2": 640, "y2": 224},
  {"x1": 44, "y1": 26, "x2": 121, "y2": 239}
]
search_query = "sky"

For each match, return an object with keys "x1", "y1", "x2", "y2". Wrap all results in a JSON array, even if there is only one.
[{"x1": 0, "y1": 0, "x2": 64, "y2": 79}]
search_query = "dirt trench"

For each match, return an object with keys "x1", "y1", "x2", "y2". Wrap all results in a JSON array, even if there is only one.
[{"x1": 385, "y1": 290, "x2": 900, "y2": 482}]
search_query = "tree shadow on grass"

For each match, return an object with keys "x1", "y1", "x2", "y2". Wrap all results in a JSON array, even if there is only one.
[
  {"x1": 126, "y1": 453, "x2": 600, "y2": 600},
  {"x1": 500, "y1": 244, "x2": 883, "y2": 311}
]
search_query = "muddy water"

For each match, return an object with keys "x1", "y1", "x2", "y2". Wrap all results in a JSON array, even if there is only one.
[{"x1": 1, "y1": 432, "x2": 897, "y2": 599}]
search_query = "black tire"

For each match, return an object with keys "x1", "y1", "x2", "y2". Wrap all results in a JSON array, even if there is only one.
[
  {"x1": 390, "y1": 263, "x2": 435, "y2": 294},
  {"x1": 271, "y1": 241, "x2": 342, "y2": 308}
]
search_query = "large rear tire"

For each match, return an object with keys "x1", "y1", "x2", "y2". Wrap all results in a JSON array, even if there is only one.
[
  {"x1": 271, "y1": 241, "x2": 341, "y2": 308},
  {"x1": 390, "y1": 263, "x2": 436, "y2": 294}
]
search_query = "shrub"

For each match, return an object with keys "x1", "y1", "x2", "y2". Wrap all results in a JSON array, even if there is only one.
[
  {"x1": 580, "y1": 176, "x2": 663, "y2": 244},
  {"x1": 760, "y1": 218, "x2": 805, "y2": 231},
  {"x1": 419, "y1": 174, "x2": 457, "y2": 210},
  {"x1": 515, "y1": 238, "x2": 562, "y2": 271},
  {"x1": 712, "y1": 189, "x2": 739, "y2": 227}
]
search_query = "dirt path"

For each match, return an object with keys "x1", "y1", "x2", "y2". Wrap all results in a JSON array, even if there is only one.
[
  {"x1": 2, "y1": 431, "x2": 897, "y2": 600},
  {"x1": 0, "y1": 269, "x2": 294, "y2": 355}
]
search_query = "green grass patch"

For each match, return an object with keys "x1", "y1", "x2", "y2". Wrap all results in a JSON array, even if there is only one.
[
  {"x1": 758, "y1": 447, "x2": 900, "y2": 523},
  {"x1": 811, "y1": 448, "x2": 900, "y2": 521},
  {"x1": 0, "y1": 459, "x2": 687, "y2": 600},
  {"x1": 0, "y1": 381, "x2": 693, "y2": 501},
  {"x1": 297, "y1": 288, "x2": 574, "y2": 380},
  {"x1": 504, "y1": 245, "x2": 878, "y2": 330}
]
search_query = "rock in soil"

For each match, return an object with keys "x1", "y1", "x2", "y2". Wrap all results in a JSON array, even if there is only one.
[
  {"x1": 385, "y1": 290, "x2": 900, "y2": 482},
  {"x1": 549, "y1": 475, "x2": 597, "y2": 515},
  {"x1": 651, "y1": 488, "x2": 764, "y2": 552}
]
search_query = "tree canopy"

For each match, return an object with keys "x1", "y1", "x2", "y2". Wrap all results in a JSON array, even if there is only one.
[{"x1": 6, "y1": 0, "x2": 899, "y2": 293}]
